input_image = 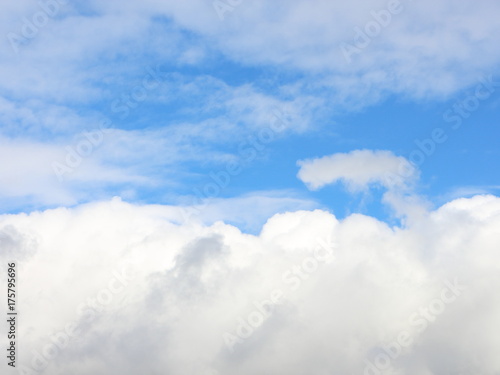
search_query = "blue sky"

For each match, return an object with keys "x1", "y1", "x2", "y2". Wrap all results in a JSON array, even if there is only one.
[
  {"x1": 2, "y1": 1, "x2": 500, "y2": 230},
  {"x1": 1, "y1": 0, "x2": 500, "y2": 262}
]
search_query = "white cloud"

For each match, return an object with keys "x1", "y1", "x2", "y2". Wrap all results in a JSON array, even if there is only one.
[
  {"x1": 0, "y1": 134, "x2": 151, "y2": 208},
  {"x1": 150, "y1": 0, "x2": 500, "y2": 99},
  {"x1": 1, "y1": 195, "x2": 500, "y2": 374},
  {"x1": 296, "y1": 149, "x2": 429, "y2": 222},
  {"x1": 297, "y1": 149, "x2": 417, "y2": 191},
  {"x1": 1, "y1": 0, "x2": 499, "y2": 115},
  {"x1": 0, "y1": 86, "x2": 309, "y2": 208}
]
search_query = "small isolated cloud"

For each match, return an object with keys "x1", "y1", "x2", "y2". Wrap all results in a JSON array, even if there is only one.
[{"x1": 297, "y1": 149, "x2": 417, "y2": 192}]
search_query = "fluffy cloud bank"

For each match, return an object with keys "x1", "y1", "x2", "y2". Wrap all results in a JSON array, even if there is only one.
[{"x1": 1, "y1": 195, "x2": 500, "y2": 375}]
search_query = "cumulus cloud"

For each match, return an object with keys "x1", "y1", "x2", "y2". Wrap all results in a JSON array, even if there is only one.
[
  {"x1": 297, "y1": 149, "x2": 417, "y2": 191},
  {"x1": 296, "y1": 149, "x2": 429, "y2": 221},
  {"x1": 1, "y1": 196, "x2": 499, "y2": 374}
]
